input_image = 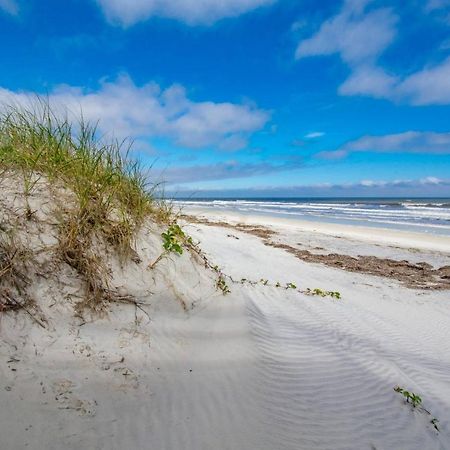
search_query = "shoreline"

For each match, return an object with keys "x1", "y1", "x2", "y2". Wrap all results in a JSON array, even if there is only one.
[
  {"x1": 181, "y1": 206, "x2": 450, "y2": 254},
  {"x1": 181, "y1": 208, "x2": 450, "y2": 290}
]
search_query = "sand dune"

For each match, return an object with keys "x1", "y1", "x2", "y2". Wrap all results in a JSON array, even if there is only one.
[{"x1": 1, "y1": 184, "x2": 450, "y2": 449}]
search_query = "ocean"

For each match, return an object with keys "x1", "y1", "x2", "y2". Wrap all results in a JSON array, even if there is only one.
[{"x1": 173, "y1": 198, "x2": 450, "y2": 236}]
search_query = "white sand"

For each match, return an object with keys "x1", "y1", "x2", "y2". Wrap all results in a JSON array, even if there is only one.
[
  {"x1": 183, "y1": 207, "x2": 450, "y2": 266},
  {"x1": 1, "y1": 187, "x2": 450, "y2": 449}
]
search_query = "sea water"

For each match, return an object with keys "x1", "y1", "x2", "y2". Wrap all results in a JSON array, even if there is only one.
[{"x1": 173, "y1": 198, "x2": 450, "y2": 236}]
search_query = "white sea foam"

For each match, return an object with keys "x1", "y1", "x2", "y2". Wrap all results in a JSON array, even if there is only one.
[{"x1": 175, "y1": 199, "x2": 450, "y2": 235}]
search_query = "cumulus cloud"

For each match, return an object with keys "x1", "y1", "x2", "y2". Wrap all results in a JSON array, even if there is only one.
[
  {"x1": 396, "y1": 57, "x2": 450, "y2": 105},
  {"x1": 338, "y1": 65, "x2": 398, "y2": 98},
  {"x1": 0, "y1": 0, "x2": 18, "y2": 15},
  {"x1": 95, "y1": 0, "x2": 275, "y2": 26},
  {"x1": 161, "y1": 159, "x2": 303, "y2": 184},
  {"x1": 295, "y1": 0, "x2": 397, "y2": 65},
  {"x1": 317, "y1": 131, "x2": 450, "y2": 159},
  {"x1": 0, "y1": 75, "x2": 269, "y2": 151},
  {"x1": 341, "y1": 58, "x2": 450, "y2": 105},
  {"x1": 296, "y1": 0, "x2": 450, "y2": 105}
]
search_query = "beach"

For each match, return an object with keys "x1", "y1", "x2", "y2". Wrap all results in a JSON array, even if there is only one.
[
  {"x1": 2, "y1": 186, "x2": 450, "y2": 449},
  {"x1": 2, "y1": 1, "x2": 449, "y2": 447}
]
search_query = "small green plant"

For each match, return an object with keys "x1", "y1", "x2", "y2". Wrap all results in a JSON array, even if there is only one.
[
  {"x1": 286, "y1": 282, "x2": 297, "y2": 289},
  {"x1": 311, "y1": 288, "x2": 326, "y2": 296},
  {"x1": 306, "y1": 288, "x2": 341, "y2": 299},
  {"x1": 394, "y1": 386, "x2": 422, "y2": 407},
  {"x1": 162, "y1": 224, "x2": 185, "y2": 255},
  {"x1": 394, "y1": 386, "x2": 439, "y2": 432},
  {"x1": 216, "y1": 276, "x2": 231, "y2": 295},
  {"x1": 260, "y1": 278, "x2": 268, "y2": 286},
  {"x1": 149, "y1": 223, "x2": 186, "y2": 269}
]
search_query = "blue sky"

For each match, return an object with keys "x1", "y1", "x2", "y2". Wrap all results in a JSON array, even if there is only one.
[{"x1": 1, "y1": 0, "x2": 450, "y2": 197}]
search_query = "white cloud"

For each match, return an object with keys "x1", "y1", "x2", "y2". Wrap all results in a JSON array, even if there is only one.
[
  {"x1": 0, "y1": 0, "x2": 18, "y2": 15},
  {"x1": 304, "y1": 131, "x2": 324, "y2": 139},
  {"x1": 338, "y1": 65, "x2": 398, "y2": 98},
  {"x1": 421, "y1": 176, "x2": 442, "y2": 184},
  {"x1": 317, "y1": 131, "x2": 450, "y2": 159},
  {"x1": 295, "y1": 0, "x2": 397, "y2": 65},
  {"x1": 0, "y1": 75, "x2": 269, "y2": 151},
  {"x1": 396, "y1": 57, "x2": 450, "y2": 105},
  {"x1": 296, "y1": 0, "x2": 450, "y2": 105},
  {"x1": 96, "y1": 0, "x2": 275, "y2": 26},
  {"x1": 347, "y1": 131, "x2": 450, "y2": 153},
  {"x1": 340, "y1": 57, "x2": 450, "y2": 105}
]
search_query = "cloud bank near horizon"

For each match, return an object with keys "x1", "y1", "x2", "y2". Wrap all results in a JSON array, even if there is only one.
[{"x1": 167, "y1": 176, "x2": 450, "y2": 198}]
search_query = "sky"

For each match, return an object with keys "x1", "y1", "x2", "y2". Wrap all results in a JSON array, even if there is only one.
[{"x1": 1, "y1": 0, "x2": 450, "y2": 197}]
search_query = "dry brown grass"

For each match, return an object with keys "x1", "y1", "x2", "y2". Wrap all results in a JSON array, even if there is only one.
[
  {"x1": 0, "y1": 101, "x2": 171, "y2": 312},
  {"x1": 0, "y1": 229, "x2": 32, "y2": 312}
]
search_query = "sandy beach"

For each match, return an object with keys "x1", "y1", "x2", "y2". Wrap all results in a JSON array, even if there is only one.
[
  {"x1": 2, "y1": 1, "x2": 450, "y2": 447},
  {"x1": 1, "y1": 183, "x2": 450, "y2": 449}
]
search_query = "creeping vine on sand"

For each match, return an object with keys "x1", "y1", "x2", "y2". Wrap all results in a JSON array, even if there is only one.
[
  {"x1": 216, "y1": 276, "x2": 231, "y2": 294},
  {"x1": 148, "y1": 224, "x2": 186, "y2": 269},
  {"x1": 149, "y1": 223, "x2": 232, "y2": 296},
  {"x1": 305, "y1": 288, "x2": 341, "y2": 299},
  {"x1": 394, "y1": 386, "x2": 440, "y2": 432},
  {"x1": 157, "y1": 220, "x2": 344, "y2": 299}
]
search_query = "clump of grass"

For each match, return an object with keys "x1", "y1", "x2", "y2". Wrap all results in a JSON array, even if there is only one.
[
  {"x1": 0, "y1": 229, "x2": 30, "y2": 312},
  {"x1": 0, "y1": 229, "x2": 47, "y2": 327},
  {"x1": 0, "y1": 102, "x2": 155, "y2": 236},
  {"x1": 0, "y1": 101, "x2": 163, "y2": 311}
]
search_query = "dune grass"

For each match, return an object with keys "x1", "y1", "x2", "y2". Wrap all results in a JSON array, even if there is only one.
[
  {"x1": 0, "y1": 101, "x2": 169, "y2": 310},
  {"x1": 0, "y1": 102, "x2": 159, "y2": 228}
]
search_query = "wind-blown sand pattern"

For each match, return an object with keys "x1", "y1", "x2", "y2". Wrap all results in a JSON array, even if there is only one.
[{"x1": 1, "y1": 182, "x2": 450, "y2": 449}]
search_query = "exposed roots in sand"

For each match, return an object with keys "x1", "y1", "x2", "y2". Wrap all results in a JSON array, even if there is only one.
[
  {"x1": 0, "y1": 229, "x2": 32, "y2": 312},
  {"x1": 0, "y1": 227, "x2": 46, "y2": 327}
]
